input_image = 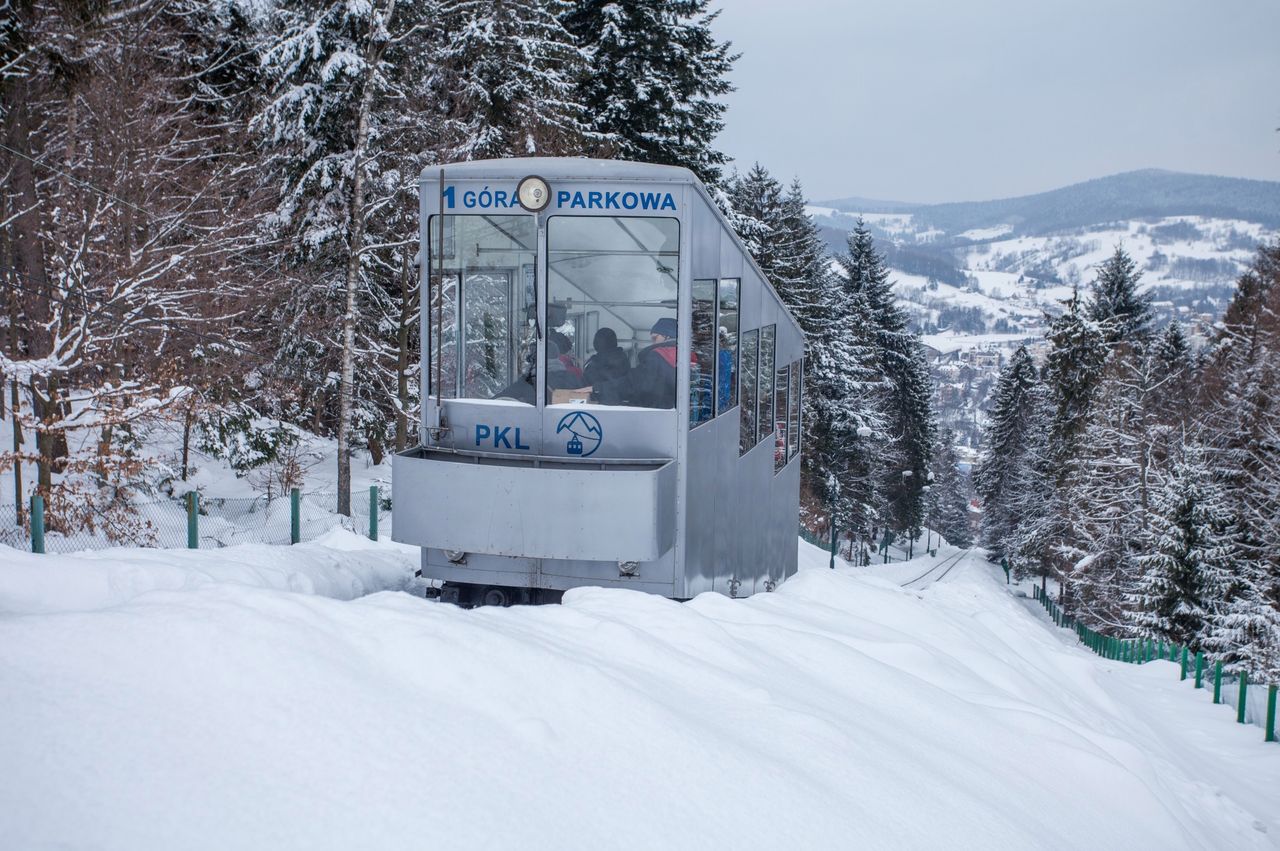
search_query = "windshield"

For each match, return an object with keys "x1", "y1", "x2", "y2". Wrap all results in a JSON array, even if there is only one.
[
  {"x1": 427, "y1": 215, "x2": 537, "y2": 403},
  {"x1": 545, "y1": 216, "x2": 681, "y2": 409}
]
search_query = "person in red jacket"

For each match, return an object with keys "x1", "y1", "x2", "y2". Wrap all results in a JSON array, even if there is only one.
[{"x1": 589, "y1": 317, "x2": 679, "y2": 408}]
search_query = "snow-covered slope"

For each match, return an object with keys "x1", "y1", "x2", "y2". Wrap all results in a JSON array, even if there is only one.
[{"x1": 1, "y1": 540, "x2": 1275, "y2": 849}]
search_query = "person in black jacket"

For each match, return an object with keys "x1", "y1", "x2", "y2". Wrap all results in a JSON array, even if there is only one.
[
  {"x1": 589, "y1": 317, "x2": 679, "y2": 408},
  {"x1": 583, "y1": 327, "x2": 631, "y2": 386}
]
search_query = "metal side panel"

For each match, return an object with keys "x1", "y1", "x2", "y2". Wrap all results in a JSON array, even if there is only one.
[{"x1": 393, "y1": 449, "x2": 675, "y2": 562}]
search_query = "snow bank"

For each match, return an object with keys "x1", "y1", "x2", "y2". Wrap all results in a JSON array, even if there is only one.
[
  {"x1": 0, "y1": 529, "x2": 416, "y2": 615},
  {"x1": 1, "y1": 542, "x2": 1275, "y2": 850}
]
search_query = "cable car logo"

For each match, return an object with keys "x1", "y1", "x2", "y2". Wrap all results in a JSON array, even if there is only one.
[{"x1": 556, "y1": 411, "x2": 603, "y2": 457}]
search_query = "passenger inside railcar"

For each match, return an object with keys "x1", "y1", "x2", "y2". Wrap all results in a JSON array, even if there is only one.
[
  {"x1": 583, "y1": 327, "x2": 631, "y2": 386},
  {"x1": 547, "y1": 330, "x2": 585, "y2": 386},
  {"x1": 584, "y1": 317, "x2": 679, "y2": 409},
  {"x1": 547, "y1": 215, "x2": 680, "y2": 408}
]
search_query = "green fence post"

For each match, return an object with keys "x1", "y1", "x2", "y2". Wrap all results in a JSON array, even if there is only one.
[
  {"x1": 829, "y1": 516, "x2": 836, "y2": 570},
  {"x1": 1237, "y1": 672, "x2": 1249, "y2": 724},
  {"x1": 30, "y1": 495, "x2": 44, "y2": 554},
  {"x1": 187, "y1": 491, "x2": 199, "y2": 549},
  {"x1": 1180, "y1": 647, "x2": 1189, "y2": 681},
  {"x1": 1266, "y1": 685, "x2": 1276, "y2": 743},
  {"x1": 1213, "y1": 661, "x2": 1223, "y2": 705},
  {"x1": 290, "y1": 488, "x2": 300, "y2": 544},
  {"x1": 1194, "y1": 653, "x2": 1204, "y2": 688},
  {"x1": 368, "y1": 485, "x2": 378, "y2": 541}
]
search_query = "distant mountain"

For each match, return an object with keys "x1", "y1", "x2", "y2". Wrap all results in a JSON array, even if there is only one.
[{"x1": 817, "y1": 169, "x2": 1280, "y2": 238}]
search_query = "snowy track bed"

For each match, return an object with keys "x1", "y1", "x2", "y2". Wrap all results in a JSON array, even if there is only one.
[{"x1": 1, "y1": 541, "x2": 1276, "y2": 850}]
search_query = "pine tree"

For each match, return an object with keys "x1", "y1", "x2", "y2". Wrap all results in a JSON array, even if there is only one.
[
  {"x1": 837, "y1": 220, "x2": 936, "y2": 538},
  {"x1": 1130, "y1": 456, "x2": 1238, "y2": 652},
  {"x1": 252, "y1": 0, "x2": 431, "y2": 513},
  {"x1": 725, "y1": 164, "x2": 784, "y2": 278},
  {"x1": 434, "y1": 0, "x2": 589, "y2": 160},
  {"x1": 1004, "y1": 382, "x2": 1060, "y2": 584},
  {"x1": 975, "y1": 346, "x2": 1039, "y2": 556},
  {"x1": 1200, "y1": 243, "x2": 1280, "y2": 597},
  {"x1": 1043, "y1": 286, "x2": 1109, "y2": 475},
  {"x1": 1088, "y1": 246, "x2": 1152, "y2": 344},
  {"x1": 928, "y1": 430, "x2": 972, "y2": 547},
  {"x1": 804, "y1": 279, "x2": 886, "y2": 539},
  {"x1": 562, "y1": 0, "x2": 736, "y2": 187},
  {"x1": 1059, "y1": 347, "x2": 1153, "y2": 625},
  {"x1": 774, "y1": 178, "x2": 830, "y2": 342}
]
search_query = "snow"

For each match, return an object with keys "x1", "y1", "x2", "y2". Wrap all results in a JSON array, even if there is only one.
[
  {"x1": 958, "y1": 224, "x2": 1014, "y2": 241},
  {"x1": 1, "y1": 540, "x2": 1276, "y2": 849},
  {"x1": 923, "y1": 330, "x2": 1039, "y2": 354}
]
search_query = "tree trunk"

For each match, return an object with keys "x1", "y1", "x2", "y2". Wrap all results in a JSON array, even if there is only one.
[
  {"x1": 336, "y1": 0, "x2": 397, "y2": 517},
  {"x1": 10, "y1": 379, "x2": 22, "y2": 526},
  {"x1": 395, "y1": 240, "x2": 412, "y2": 452},
  {"x1": 181, "y1": 402, "x2": 193, "y2": 481}
]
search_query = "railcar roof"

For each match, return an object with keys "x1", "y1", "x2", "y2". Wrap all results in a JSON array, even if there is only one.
[{"x1": 419, "y1": 158, "x2": 696, "y2": 184}]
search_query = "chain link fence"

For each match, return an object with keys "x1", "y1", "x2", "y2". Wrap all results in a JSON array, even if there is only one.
[{"x1": 0, "y1": 487, "x2": 391, "y2": 555}]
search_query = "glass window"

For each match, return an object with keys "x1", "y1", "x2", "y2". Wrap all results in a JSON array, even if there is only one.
[
  {"x1": 774, "y1": 362, "x2": 789, "y2": 472},
  {"x1": 716, "y1": 279, "x2": 739, "y2": 415},
  {"x1": 427, "y1": 215, "x2": 537, "y2": 403},
  {"x1": 788, "y1": 360, "x2": 802, "y2": 461},
  {"x1": 739, "y1": 329, "x2": 759, "y2": 455},
  {"x1": 548, "y1": 216, "x2": 681, "y2": 409},
  {"x1": 757, "y1": 325, "x2": 776, "y2": 446},
  {"x1": 690, "y1": 279, "x2": 716, "y2": 428}
]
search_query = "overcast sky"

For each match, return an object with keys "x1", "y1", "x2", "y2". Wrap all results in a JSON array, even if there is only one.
[{"x1": 712, "y1": 0, "x2": 1280, "y2": 204}]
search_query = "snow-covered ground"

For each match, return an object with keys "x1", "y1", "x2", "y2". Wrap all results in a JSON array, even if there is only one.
[{"x1": 1, "y1": 540, "x2": 1276, "y2": 849}]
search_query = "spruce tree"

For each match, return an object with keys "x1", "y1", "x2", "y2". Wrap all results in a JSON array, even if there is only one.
[
  {"x1": 1088, "y1": 245, "x2": 1152, "y2": 344},
  {"x1": 975, "y1": 346, "x2": 1039, "y2": 556},
  {"x1": 434, "y1": 0, "x2": 589, "y2": 160},
  {"x1": 1043, "y1": 286, "x2": 1109, "y2": 474},
  {"x1": 561, "y1": 0, "x2": 736, "y2": 187},
  {"x1": 837, "y1": 220, "x2": 936, "y2": 538},
  {"x1": 1130, "y1": 456, "x2": 1237, "y2": 652},
  {"x1": 725, "y1": 164, "x2": 784, "y2": 279},
  {"x1": 774, "y1": 178, "x2": 830, "y2": 342},
  {"x1": 1059, "y1": 347, "x2": 1151, "y2": 625},
  {"x1": 928, "y1": 430, "x2": 973, "y2": 547}
]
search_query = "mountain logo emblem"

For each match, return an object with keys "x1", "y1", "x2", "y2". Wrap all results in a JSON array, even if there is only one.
[{"x1": 555, "y1": 411, "x2": 604, "y2": 457}]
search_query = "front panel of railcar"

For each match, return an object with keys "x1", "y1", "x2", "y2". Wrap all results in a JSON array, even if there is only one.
[{"x1": 393, "y1": 164, "x2": 694, "y2": 597}]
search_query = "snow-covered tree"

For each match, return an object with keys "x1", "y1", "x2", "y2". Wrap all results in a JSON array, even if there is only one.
[
  {"x1": 1043, "y1": 286, "x2": 1109, "y2": 475},
  {"x1": 837, "y1": 220, "x2": 936, "y2": 538},
  {"x1": 434, "y1": 0, "x2": 589, "y2": 161},
  {"x1": 928, "y1": 430, "x2": 972, "y2": 548},
  {"x1": 774, "y1": 178, "x2": 831, "y2": 342},
  {"x1": 975, "y1": 346, "x2": 1039, "y2": 556},
  {"x1": 1130, "y1": 456, "x2": 1238, "y2": 652},
  {"x1": 725, "y1": 164, "x2": 784, "y2": 278},
  {"x1": 1088, "y1": 245, "x2": 1152, "y2": 345},
  {"x1": 562, "y1": 0, "x2": 735, "y2": 187},
  {"x1": 0, "y1": 0, "x2": 268, "y2": 526}
]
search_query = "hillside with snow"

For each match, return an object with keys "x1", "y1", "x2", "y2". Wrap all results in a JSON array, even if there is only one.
[
  {"x1": 811, "y1": 170, "x2": 1280, "y2": 456},
  {"x1": 2, "y1": 538, "x2": 1277, "y2": 850}
]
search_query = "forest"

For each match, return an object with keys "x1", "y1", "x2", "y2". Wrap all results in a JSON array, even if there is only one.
[{"x1": 977, "y1": 244, "x2": 1280, "y2": 681}]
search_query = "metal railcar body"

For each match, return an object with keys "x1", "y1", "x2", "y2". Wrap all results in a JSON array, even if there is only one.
[{"x1": 393, "y1": 158, "x2": 803, "y2": 604}]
